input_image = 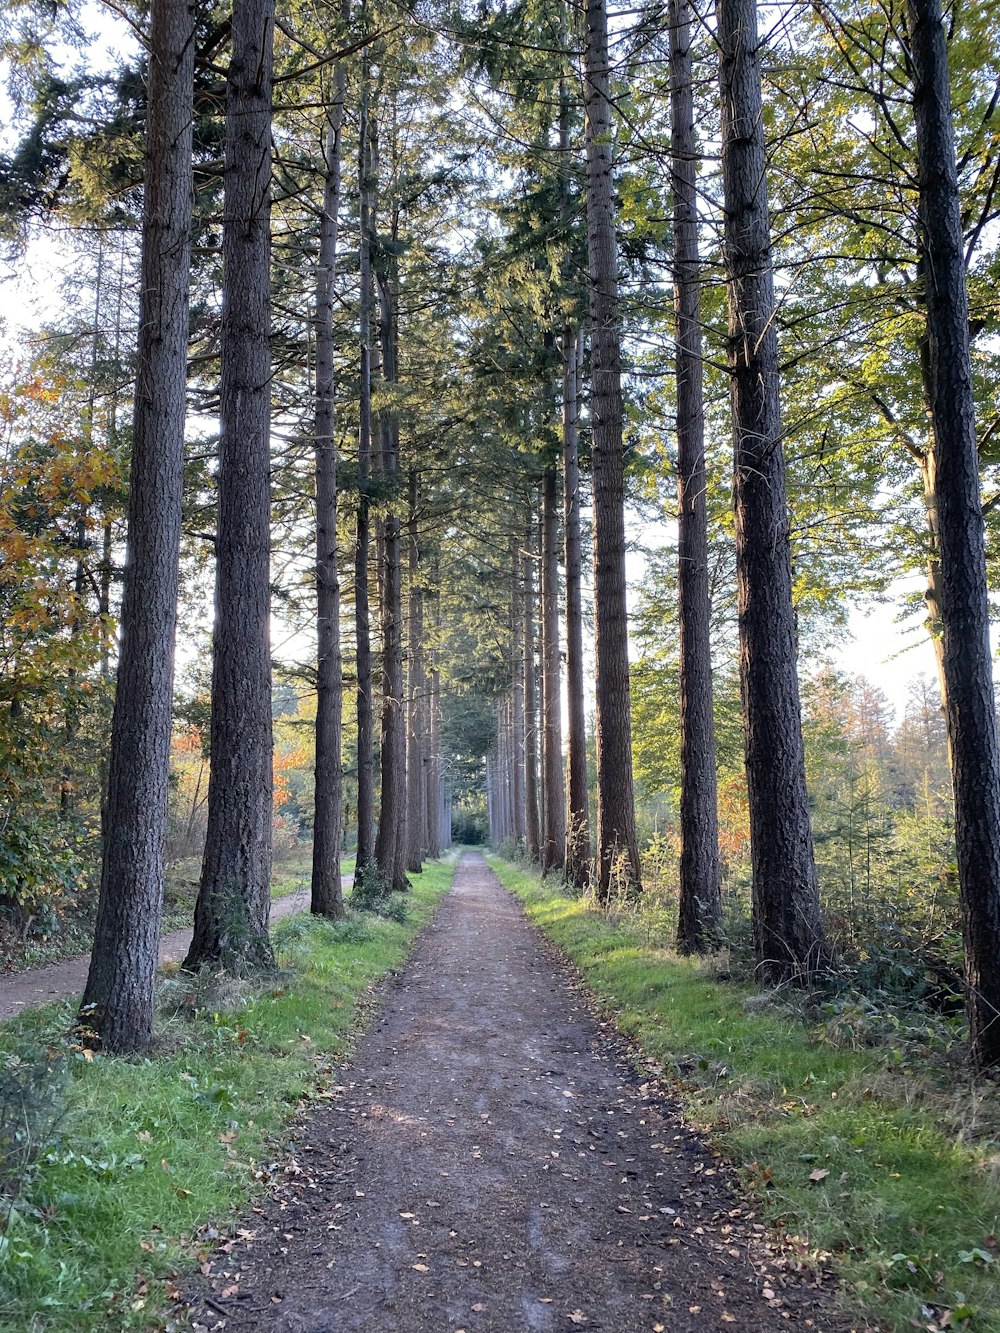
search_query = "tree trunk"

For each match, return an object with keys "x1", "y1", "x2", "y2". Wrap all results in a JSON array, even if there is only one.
[
  {"x1": 510, "y1": 536, "x2": 526, "y2": 845},
  {"x1": 405, "y1": 470, "x2": 426, "y2": 874},
  {"x1": 311, "y1": 42, "x2": 347, "y2": 921},
  {"x1": 424, "y1": 570, "x2": 442, "y2": 858},
  {"x1": 541, "y1": 464, "x2": 566, "y2": 874},
  {"x1": 908, "y1": 0, "x2": 1000, "y2": 1068},
  {"x1": 373, "y1": 247, "x2": 408, "y2": 892},
  {"x1": 353, "y1": 86, "x2": 376, "y2": 884},
  {"x1": 563, "y1": 328, "x2": 591, "y2": 888},
  {"x1": 670, "y1": 0, "x2": 722, "y2": 952},
  {"x1": 185, "y1": 0, "x2": 275, "y2": 975},
  {"x1": 80, "y1": 0, "x2": 195, "y2": 1051},
  {"x1": 584, "y1": 0, "x2": 641, "y2": 900},
  {"x1": 718, "y1": 0, "x2": 826, "y2": 983},
  {"x1": 522, "y1": 516, "x2": 541, "y2": 862},
  {"x1": 98, "y1": 520, "x2": 113, "y2": 679},
  {"x1": 502, "y1": 699, "x2": 515, "y2": 840}
]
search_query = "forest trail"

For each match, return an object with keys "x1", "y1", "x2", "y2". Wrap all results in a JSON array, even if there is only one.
[
  {"x1": 0, "y1": 880, "x2": 326, "y2": 1022},
  {"x1": 183, "y1": 852, "x2": 858, "y2": 1333}
]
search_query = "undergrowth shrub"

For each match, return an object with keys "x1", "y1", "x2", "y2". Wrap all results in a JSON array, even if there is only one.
[
  {"x1": 624, "y1": 831, "x2": 973, "y2": 1070},
  {"x1": 349, "y1": 863, "x2": 409, "y2": 921},
  {"x1": 0, "y1": 1048, "x2": 69, "y2": 1197},
  {"x1": 273, "y1": 913, "x2": 373, "y2": 948}
]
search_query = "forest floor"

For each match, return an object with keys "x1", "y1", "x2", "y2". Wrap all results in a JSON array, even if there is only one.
[
  {"x1": 179, "y1": 851, "x2": 859, "y2": 1333},
  {"x1": 0, "y1": 874, "x2": 336, "y2": 1022}
]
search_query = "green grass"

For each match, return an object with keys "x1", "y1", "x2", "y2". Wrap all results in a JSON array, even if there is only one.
[
  {"x1": 489, "y1": 855, "x2": 1000, "y2": 1333},
  {"x1": 0, "y1": 857, "x2": 454, "y2": 1332}
]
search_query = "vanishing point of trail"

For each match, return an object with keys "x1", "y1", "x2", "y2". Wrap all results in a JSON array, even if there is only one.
[{"x1": 185, "y1": 853, "x2": 859, "y2": 1332}]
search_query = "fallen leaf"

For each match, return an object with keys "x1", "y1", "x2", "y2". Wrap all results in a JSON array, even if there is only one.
[
  {"x1": 412, "y1": 1263, "x2": 430, "y2": 1273},
  {"x1": 808, "y1": 1169, "x2": 830, "y2": 1183},
  {"x1": 722, "y1": 1314, "x2": 737, "y2": 1323},
  {"x1": 568, "y1": 1312, "x2": 587, "y2": 1325}
]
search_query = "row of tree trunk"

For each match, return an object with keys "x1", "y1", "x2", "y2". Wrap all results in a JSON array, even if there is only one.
[
  {"x1": 80, "y1": 0, "x2": 454, "y2": 1054},
  {"x1": 496, "y1": 0, "x2": 1000, "y2": 1076},
  {"x1": 80, "y1": 0, "x2": 1000, "y2": 1074},
  {"x1": 484, "y1": 463, "x2": 594, "y2": 893},
  {"x1": 485, "y1": 0, "x2": 645, "y2": 900}
]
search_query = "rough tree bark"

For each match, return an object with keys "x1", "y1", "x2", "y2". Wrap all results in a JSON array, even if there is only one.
[
  {"x1": 311, "y1": 39, "x2": 347, "y2": 921},
  {"x1": 541, "y1": 464, "x2": 566, "y2": 874},
  {"x1": 563, "y1": 329, "x2": 591, "y2": 888},
  {"x1": 522, "y1": 514, "x2": 542, "y2": 862},
  {"x1": 405, "y1": 469, "x2": 426, "y2": 874},
  {"x1": 718, "y1": 0, "x2": 826, "y2": 983},
  {"x1": 185, "y1": 0, "x2": 276, "y2": 974},
  {"x1": 908, "y1": 0, "x2": 1000, "y2": 1067},
  {"x1": 425, "y1": 567, "x2": 442, "y2": 858},
  {"x1": 80, "y1": 0, "x2": 195, "y2": 1050},
  {"x1": 670, "y1": 0, "x2": 722, "y2": 952},
  {"x1": 583, "y1": 0, "x2": 641, "y2": 900},
  {"x1": 373, "y1": 241, "x2": 409, "y2": 892},
  {"x1": 353, "y1": 84, "x2": 376, "y2": 885},
  {"x1": 510, "y1": 535, "x2": 526, "y2": 845}
]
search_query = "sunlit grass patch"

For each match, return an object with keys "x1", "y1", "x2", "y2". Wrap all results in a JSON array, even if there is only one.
[
  {"x1": 0, "y1": 857, "x2": 454, "y2": 1332},
  {"x1": 491, "y1": 855, "x2": 1000, "y2": 1333}
]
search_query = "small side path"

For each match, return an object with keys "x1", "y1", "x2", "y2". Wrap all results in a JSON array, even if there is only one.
[
  {"x1": 0, "y1": 881, "x2": 328, "y2": 1022},
  {"x1": 183, "y1": 852, "x2": 861, "y2": 1333}
]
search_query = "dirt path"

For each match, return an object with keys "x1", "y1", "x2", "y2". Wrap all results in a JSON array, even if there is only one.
[
  {"x1": 0, "y1": 882, "x2": 323, "y2": 1022},
  {"x1": 183, "y1": 852, "x2": 859, "y2": 1333}
]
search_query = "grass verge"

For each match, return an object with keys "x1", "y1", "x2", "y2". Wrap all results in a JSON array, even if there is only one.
[
  {"x1": 0, "y1": 856, "x2": 454, "y2": 1332},
  {"x1": 489, "y1": 855, "x2": 1000, "y2": 1333}
]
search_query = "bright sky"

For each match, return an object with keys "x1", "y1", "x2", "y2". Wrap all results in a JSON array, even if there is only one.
[{"x1": 838, "y1": 589, "x2": 940, "y2": 719}]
